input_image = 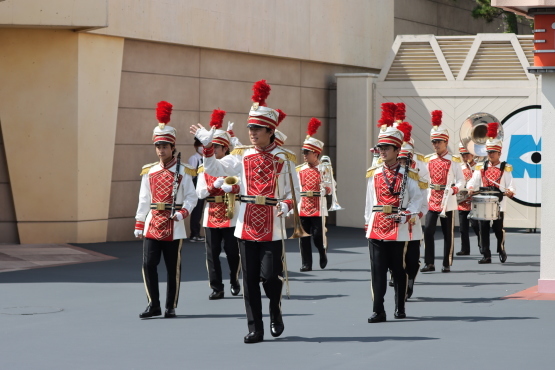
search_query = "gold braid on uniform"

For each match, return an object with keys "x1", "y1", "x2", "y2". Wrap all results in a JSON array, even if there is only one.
[
  {"x1": 197, "y1": 165, "x2": 205, "y2": 174},
  {"x1": 366, "y1": 165, "x2": 381, "y2": 178},
  {"x1": 416, "y1": 153, "x2": 426, "y2": 162},
  {"x1": 475, "y1": 163, "x2": 484, "y2": 170},
  {"x1": 296, "y1": 163, "x2": 305, "y2": 172},
  {"x1": 424, "y1": 154, "x2": 433, "y2": 163},
  {"x1": 504, "y1": 164, "x2": 513, "y2": 172},
  {"x1": 452, "y1": 155, "x2": 462, "y2": 163},
  {"x1": 184, "y1": 164, "x2": 197, "y2": 177},
  {"x1": 230, "y1": 145, "x2": 254, "y2": 156},
  {"x1": 140, "y1": 162, "x2": 158, "y2": 176}
]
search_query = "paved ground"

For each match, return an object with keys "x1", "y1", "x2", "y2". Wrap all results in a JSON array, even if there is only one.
[{"x1": 1, "y1": 227, "x2": 552, "y2": 370}]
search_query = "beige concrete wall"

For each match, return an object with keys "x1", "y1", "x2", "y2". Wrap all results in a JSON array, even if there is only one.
[
  {"x1": 108, "y1": 39, "x2": 375, "y2": 241},
  {"x1": 0, "y1": 0, "x2": 107, "y2": 28},
  {"x1": 0, "y1": 128, "x2": 19, "y2": 243},
  {"x1": 0, "y1": 29, "x2": 123, "y2": 243},
  {"x1": 395, "y1": 0, "x2": 533, "y2": 36}
]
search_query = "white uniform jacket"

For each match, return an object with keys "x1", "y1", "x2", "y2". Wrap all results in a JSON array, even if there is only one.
[
  {"x1": 424, "y1": 153, "x2": 465, "y2": 213},
  {"x1": 364, "y1": 164, "x2": 423, "y2": 241},
  {"x1": 295, "y1": 162, "x2": 335, "y2": 217},
  {"x1": 467, "y1": 162, "x2": 515, "y2": 212},
  {"x1": 203, "y1": 143, "x2": 301, "y2": 242},
  {"x1": 135, "y1": 159, "x2": 198, "y2": 241},
  {"x1": 196, "y1": 165, "x2": 241, "y2": 228}
]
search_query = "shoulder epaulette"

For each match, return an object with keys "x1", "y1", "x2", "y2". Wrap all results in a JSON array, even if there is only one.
[
  {"x1": 366, "y1": 165, "x2": 381, "y2": 178},
  {"x1": 424, "y1": 153, "x2": 434, "y2": 163},
  {"x1": 296, "y1": 163, "x2": 306, "y2": 172},
  {"x1": 504, "y1": 164, "x2": 513, "y2": 172},
  {"x1": 452, "y1": 155, "x2": 462, "y2": 163},
  {"x1": 475, "y1": 164, "x2": 484, "y2": 171},
  {"x1": 279, "y1": 149, "x2": 297, "y2": 164},
  {"x1": 197, "y1": 164, "x2": 204, "y2": 174},
  {"x1": 183, "y1": 163, "x2": 197, "y2": 177},
  {"x1": 376, "y1": 157, "x2": 384, "y2": 165},
  {"x1": 140, "y1": 162, "x2": 158, "y2": 176},
  {"x1": 415, "y1": 153, "x2": 426, "y2": 162},
  {"x1": 230, "y1": 145, "x2": 254, "y2": 156}
]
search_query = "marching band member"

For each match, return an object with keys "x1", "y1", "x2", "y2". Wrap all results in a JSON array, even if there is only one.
[
  {"x1": 296, "y1": 118, "x2": 334, "y2": 272},
  {"x1": 456, "y1": 142, "x2": 481, "y2": 256},
  {"x1": 196, "y1": 109, "x2": 241, "y2": 300},
  {"x1": 190, "y1": 80, "x2": 300, "y2": 343},
  {"x1": 396, "y1": 119, "x2": 428, "y2": 299},
  {"x1": 421, "y1": 110, "x2": 465, "y2": 273},
  {"x1": 365, "y1": 103, "x2": 423, "y2": 323},
  {"x1": 467, "y1": 122, "x2": 515, "y2": 264},
  {"x1": 135, "y1": 101, "x2": 198, "y2": 319}
]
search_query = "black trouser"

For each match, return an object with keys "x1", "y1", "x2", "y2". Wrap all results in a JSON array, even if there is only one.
[
  {"x1": 369, "y1": 239, "x2": 408, "y2": 313},
  {"x1": 142, "y1": 238, "x2": 183, "y2": 309},
  {"x1": 424, "y1": 210, "x2": 454, "y2": 267},
  {"x1": 458, "y1": 210, "x2": 481, "y2": 254},
  {"x1": 299, "y1": 216, "x2": 325, "y2": 267},
  {"x1": 239, "y1": 240, "x2": 284, "y2": 333},
  {"x1": 479, "y1": 211, "x2": 505, "y2": 258},
  {"x1": 189, "y1": 198, "x2": 205, "y2": 238},
  {"x1": 205, "y1": 227, "x2": 240, "y2": 292},
  {"x1": 405, "y1": 240, "x2": 421, "y2": 281}
]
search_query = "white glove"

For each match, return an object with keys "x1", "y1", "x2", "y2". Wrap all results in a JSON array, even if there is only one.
[
  {"x1": 134, "y1": 230, "x2": 143, "y2": 238},
  {"x1": 278, "y1": 202, "x2": 290, "y2": 215},
  {"x1": 213, "y1": 177, "x2": 225, "y2": 188},
  {"x1": 227, "y1": 121, "x2": 235, "y2": 132},
  {"x1": 221, "y1": 184, "x2": 234, "y2": 193},
  {"x1": 173, "y1": 212, "x2": 184, "y2": 221},
  {"x1": 195, "y1": 126, "x2": 215, "y2": 146}
]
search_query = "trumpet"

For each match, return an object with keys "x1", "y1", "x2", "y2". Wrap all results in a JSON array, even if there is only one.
[{"x1": 223, "y1": 176, "x2": 239, "y2": 219}]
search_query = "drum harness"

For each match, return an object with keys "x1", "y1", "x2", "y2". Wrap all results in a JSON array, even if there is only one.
[{"x1": 479, "y1": 161, "x2": 506, "y2": 202}]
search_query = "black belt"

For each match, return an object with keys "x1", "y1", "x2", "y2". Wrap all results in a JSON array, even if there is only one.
[
  {"x1": 372, "y1": 205, "x2": 399, "y2": 214},
  {"x1": 150, "y1": 203, "x2": 182, "y2": 210},
  {"x1": 429, "y1": 184, "x2": 447, "y2": 191},
  {"x1": 205, "y1": 196, "x2": 225, "y2": 203},
  {"x1": 300, "y1": 191, "x2": 321, "y2": 197},
  {"x1": 240, "y1": 195, "x2": 279, "y2": 206}
]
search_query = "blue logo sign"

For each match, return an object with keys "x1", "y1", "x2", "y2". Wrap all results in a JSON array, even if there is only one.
[{"x1": 507, "y1": 135, "x2": 541, "y2": 179}]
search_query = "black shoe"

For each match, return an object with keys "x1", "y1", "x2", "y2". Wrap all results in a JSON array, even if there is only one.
[
  {"x1": 300, "y1": 265, "x2": 312, "y2": 272},
  {"x1": 406, "y1": 279, "x2": 414, "y2": 300},
  {"x1": 209, "y1": 290, "x2": 224, "y2": 300},
  {"x1": 442, "y1": 266, "x2": 450, "y2": 273},
  {"x1": 394, "y1": 309, "x2": 406, "y2": 319},
  {"x1": 456, "y1": 251, "x2": 470, "y2": 256},
  {"x1": 139, "y1": 304, "x2": 161, "y2": 319},
  {"x1": 230, "y1": 282, "x2": 241, "y2": 296},
  {"x1": 164, "y1": 308, "x2": 176, "y2": 318},
  {"x1": 478, "y1": 257, "x2": 492, "y2": 264},
  {"x1": 499, "y1": 251, "x2": 507, "y2": 263},
  {"x1": 319, "y1": 253, "x2": 328, "y2": 269},
  {"x1": 420, "y1": 264, "x2": 435, "y2": 272},
  {"x1": 244, "y1": 331, "x2": 264, "y2": 343},
  {"x1": 368, "y1": 312, "x2": 387, "y2": 323},
  {"x1": 270, "y1": 320, "x2": 285, "y2": 337}
]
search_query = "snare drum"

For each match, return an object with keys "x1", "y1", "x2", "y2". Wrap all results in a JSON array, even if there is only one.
[{"x1": 468, "y1": 195, "x2": 499, "y2": 221}]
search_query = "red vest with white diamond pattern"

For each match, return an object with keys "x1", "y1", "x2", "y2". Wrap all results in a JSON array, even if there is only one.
[
  {"x1": 482, "y1": 165, "x2": 503, "y2": 188},
  {"x1": 458, "y1": 163, "x2": 474, "y2": 211},
  {"x1": 428, "y1": 156, "x2": 451, "y2": 212},
  {"x1": 299, "y1": 166, "x2": 322, "y2": 217},
  {"x1": 146, "y1": 157, "x2": 182, "y2": 241},
  {"x1": 369, "y1": 164, "x2": 402, "y2": 240}
]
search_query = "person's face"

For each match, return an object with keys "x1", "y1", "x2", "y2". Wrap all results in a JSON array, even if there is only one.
[
  {"x1": 248, "y1": 126, "x2": 273, "y2": 147},
  {"x1": 302, "y1": 150, "x2": 319, "y2": 164},
  {"x1": 213, "y1": 144, "x2": 228, "y2": 159},
  {"x1": 487, "y1": 151, "x2": 501, "y2": 163},
  {"x1": 155, "y1": 143, "x2": 173, "y2": 163},
  {"x1": 432, "y1": 139, "x2": 448, "y2": 154},
  {"x1": 378, "y1": 145, "x2": 399, "y2": 163},
  {"x1": 399, "y1": 157, "x2": 407, "y2": 166},
  {"x1": 462, "y1": 153, "x2": 474, "y2": 163}
]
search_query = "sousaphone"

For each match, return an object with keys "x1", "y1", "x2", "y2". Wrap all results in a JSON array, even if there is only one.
[{"x1": 459, "y1": 112, "x2": 503, "y2": 158}]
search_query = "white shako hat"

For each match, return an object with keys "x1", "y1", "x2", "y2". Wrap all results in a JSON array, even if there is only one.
[
  {"x1": 302, "y1": 118, "x2": 324, "y2": 154},
  {"x1": 485, "y1": 121, "x2": 502, "y2": 152},
  {"x1": 429, "y1": 110, "x2": 448, "y2": 141},
  {"x1": 247, "y1": 80, "x2": 282, "y2": 130},
  {"x1": 209, "y1": 109, "x2": 234, "y2": 152},
  {"x1": 376, "y1": 102, "x2": 403, "y2": 148},
  {"x1": 152, "y1": 101, "x2": 177, "y2": 145},
  {"x1": 459, "y1": 141, "x2": 470, "y2": 155},
  {"x1": 397, "y1": 122, "x2": 414, "y2": 158},
  {"x1": 274, "y1": 130, "x2": 287, "y2": 146}
]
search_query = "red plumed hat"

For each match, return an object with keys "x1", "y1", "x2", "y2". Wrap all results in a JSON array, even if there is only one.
[
  {"x1": 156, "y1": 101, "x2": 173, "y2": 124},
  {"x1": 275, "y1": 109, "x2": 287, "y2": 126},
  {"x1": 210, "y1": 109, "x2": 226, "y2": 130},
  {"x1": 395, "y1": 103, "x2": 406, "y2": 122},
  {"x1": 251, "y1": 80, "x2": 271, "y2": 107},
  {"x1": 431, "y1": 110, "x2": 442, "y2": 128},
  {"x1": 377, "y1": 103, "x2": 397, "y2": 128},
  {"x1": 397, "y1": 122, "x2": 412, "y2": 142},
  {"x1": 306, "y1": 117, "x2": 321, "y2": 137},
  {"x1": 487, "y1": 121, "x2": 499, "y2": 139}
]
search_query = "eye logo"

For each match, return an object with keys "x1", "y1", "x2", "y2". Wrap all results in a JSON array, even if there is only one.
[{"x1": 501, "y1": 105, "x2": 541, "y2": 207}]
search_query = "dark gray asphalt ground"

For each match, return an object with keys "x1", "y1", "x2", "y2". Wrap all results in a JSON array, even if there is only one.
[{"x1": 1, "y1": 227, "x2": 551, "y2": 370}]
